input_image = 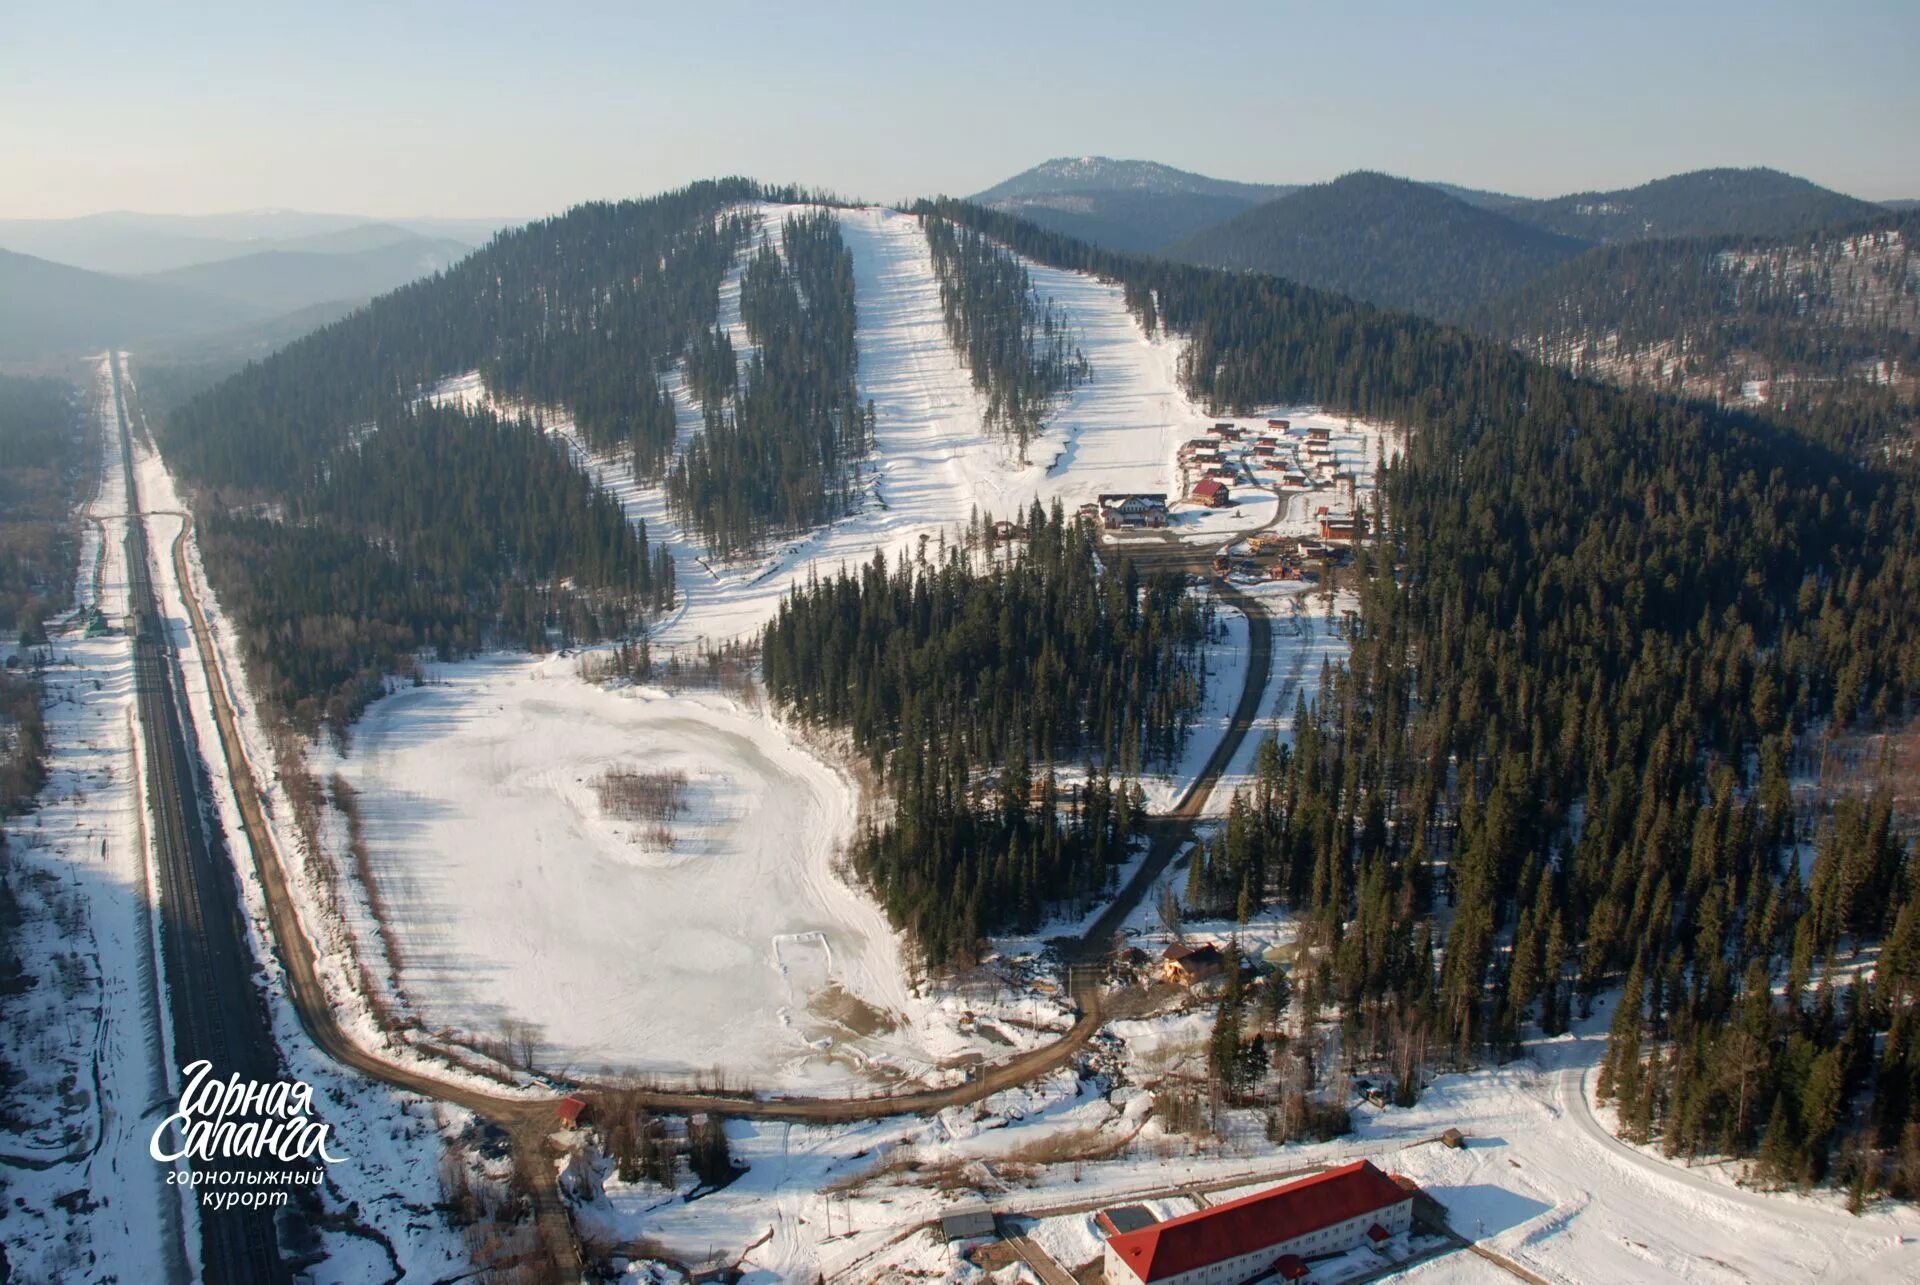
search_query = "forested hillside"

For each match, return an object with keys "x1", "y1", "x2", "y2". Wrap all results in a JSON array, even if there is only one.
[
  {"x1": 668, "y1": 209, "x2": 871, "y2": 555},
  {"x1": 0, "y1": 375, "x2": 82, "y2": 640},
  {"x1": 1478, "y1": 215, "x2": 1919, "y2": 414},
  {"x1": 924, "y1": 216, "x2": 1089, "y2": 449},
  {"x1": 158, "y1": 179, "x2": 790, "y2": 732},
  {"x1": 923, "y1": 195, "x2": 1920, "y2": 1194},
  {"x1": 1502, "y1": 167, "x2": 1885, "y2": 244},
  {"x1": 763, "y1": 504, "x2": 1200, "y2": 961},
  {"x1": 1166, "y1": 172, "x2": 1589, "y2": 318}
]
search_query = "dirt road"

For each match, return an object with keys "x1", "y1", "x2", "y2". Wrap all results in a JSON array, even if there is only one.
[{"x1": 140, "y1": 375, "x2": 1285, "y2": 1276}]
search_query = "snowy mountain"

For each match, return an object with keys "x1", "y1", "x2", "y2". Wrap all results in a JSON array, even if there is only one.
[
  {"x1": 973, "y1": 156, "x2": 1292, "y2": 205},
  {"x1": 970, "y1": 156, "x2": 1296, "y2": 252}
]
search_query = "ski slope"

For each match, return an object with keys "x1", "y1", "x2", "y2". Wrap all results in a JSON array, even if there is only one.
[{"x1": 358, "y1": 203, "x2": 1387, "y2": 1085}]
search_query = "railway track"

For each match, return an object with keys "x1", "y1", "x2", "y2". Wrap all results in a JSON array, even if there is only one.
[{"x1": 113, "y1": 356, "x2": 291, "y2": 1284}]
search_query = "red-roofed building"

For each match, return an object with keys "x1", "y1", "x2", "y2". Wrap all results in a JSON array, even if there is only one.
[
  {"x1": 1102, "y1": 1161, "x2": 1413, "y2": 1283},
  {"x1": 1191, "y1": 478, "x2": 1230, "y2": 508},
  {"x1": 556, "y1": 1095, "x2": 589, "y2": 1128}
]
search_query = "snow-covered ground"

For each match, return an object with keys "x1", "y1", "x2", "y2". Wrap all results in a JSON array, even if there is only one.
[
  {"x1": 4, "y1": 359, "x2": 460, "y2": 1281},
  {"x1": 75, "y1": 194, "x2": 1914, "y2": 1282},
  {"x1": 329, "y1": 655, "x2": 938, "y2": 1087},
  {"x1": 575, "y1": 997, "x2": 1920, "y2": 1284},
  {"x1": 343, "y1": 204, "x2": 1410, "y2": 1090},
  {"x1": 1379, "y1": 998, "x2": 1920, "y2": 1283}
]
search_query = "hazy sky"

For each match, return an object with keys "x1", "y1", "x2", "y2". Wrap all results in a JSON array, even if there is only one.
[{"x1": 4, "y1": 0, "x2": 1914, "y2": 220}]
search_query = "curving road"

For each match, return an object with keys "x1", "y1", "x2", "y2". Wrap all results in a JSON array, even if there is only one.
[
  {"x1": 133, "y1": 370, "x2": 1287, "y2": 1277},
  {"x1": 1069, "y1": 577, "x2": 1273, "y2": 958}
]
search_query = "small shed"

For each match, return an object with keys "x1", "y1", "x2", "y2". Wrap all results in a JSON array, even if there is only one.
[
  {"x1": 1160, "y1": 942, "x2": 1225, "y2": 984},
  {"x1": 1442, "y1": 1127, "x2": 1466, "y2": 1149},
  {"x1": 940, "y1": 1201, "x2": 997, "y2": 1241},
  {"x1": 555, "y1": 1095, "x2": 589, "y2": 1129}
]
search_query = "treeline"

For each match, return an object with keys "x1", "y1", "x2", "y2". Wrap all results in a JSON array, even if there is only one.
[
  {"x1": 484, "y1": 208, "x2": 751, "y2": 476},
  {"x1": 0, "y1": 669, "x2": 48, "y2": 815},
  {"x1": 669, "y1": 210, "x2": 872, "y2": 555},
  {"x1": 923, "y1": 216, "x2": 1089, "y2": 449},
  {"x1": 762, "y1": 503, "x2": 1192, "y2": 961},
  {"x1": 926, "y1": 197, "x2": 1920, "y2": 1192},
  {"x1": 0, "y1": 374, "x2": 81, "y2": 640}
]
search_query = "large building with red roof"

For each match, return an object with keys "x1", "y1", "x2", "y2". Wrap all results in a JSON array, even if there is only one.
[{"x1": 1101, "y1": 1160, "x2": 1413, "y2": 1284}]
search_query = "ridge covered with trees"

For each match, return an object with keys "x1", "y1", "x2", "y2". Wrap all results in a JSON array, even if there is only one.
[
  {"x1": 155, "y1": 181, "x2": 801, "y2": 731},
  {"x1": 1167, "y1": 171, "x2": 1589, "y2": 319},
  {"x1": 1477, "y1": 213, "x2": 1919, "y2": 420},
  {"x1": 925, "y1": 195, "x2": 1920, "y2": 1195}
]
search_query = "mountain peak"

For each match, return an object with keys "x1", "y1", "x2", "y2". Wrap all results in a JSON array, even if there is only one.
[{"x1": 971, "y1": 157, "x2": 1290, "y2": 205}]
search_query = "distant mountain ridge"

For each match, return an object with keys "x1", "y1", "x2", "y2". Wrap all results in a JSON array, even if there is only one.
[
  {"x1": 969, "y1": 156, "x2": 1296, "y2": 253},
  {"x1": 0, "y1": 209, "x2": 508, "y2": 274},
  {"x1": 1500, "y1": 167, "x2": 1884, "y2": 243},
  {"x1": 973, "y1": 156, "x2": 1291, "y2": 205},
  {"x1": 969, "y1": 159, "x2": 1889, "y2": 264},
  {"x1": 1166, "y1": 171, "x2": 1589, "y2": 317},
  {"x1": 144, "y1": 236, "x2": 471, "y2": 314},
  {"x1": 0, "y1": 211, "x2": 489, "y2": 362},
  {"x1": 0, "y1": 248, "x2": 264, "y2": 362}
]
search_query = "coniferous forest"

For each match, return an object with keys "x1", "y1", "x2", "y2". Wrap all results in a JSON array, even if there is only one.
[
  {"x1": 153, "y1": 181, "x2": 852, "y2": 733},
  {"x1": 0, "y1": 374, "x2": 81, "y2": 641},
  {"x1": 923, "y1": 195, "x2": 1920, "y2": 1193},
  {"x1": 143, "y1": 178, "x2": 1920, "y2": 1191},
  {"x1": 762, "y1": 503, "x2": 1198, "y2": 962},
  {"x1": 923, "y1": 215, "x2": 1090, "y2": 450},
  {"x1": 1474, "y1": 212, "x2": 1919, "y2": 430},
  {"x1": 669, "y1": 210, "x2": 872, "y2": 555}
]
